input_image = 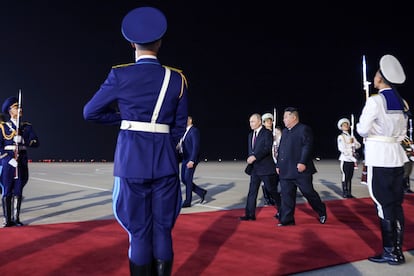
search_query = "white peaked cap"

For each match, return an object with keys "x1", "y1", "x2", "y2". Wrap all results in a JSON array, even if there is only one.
[
  {"x1": 380, "y1": 54, "x2": 406, "y2": 84},
  {"x1": 337, "y1": 118, "x2": 350, "y2": 130},
  {"x1": 262, "y1": 113, "x2": 273, "y2": 122}
]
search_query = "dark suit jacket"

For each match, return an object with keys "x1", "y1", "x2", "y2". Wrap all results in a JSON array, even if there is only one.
[
  {"x1": 182, "y1": 125, "x2": 200, "y2": 164},
  {"x1": 276, "y1": 122, "x2": 317, "y2": 179},
  {"x1": 247, "y1": 127, "x2": 276, "y2": 176}
]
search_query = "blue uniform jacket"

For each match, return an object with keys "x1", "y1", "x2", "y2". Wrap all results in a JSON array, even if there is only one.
[
  {"x1": 83, "y1": 58, "x2": 188, "y2": 179},
  {"x1": 276, "y1": 123, "x2": 317, "y2": 179}
]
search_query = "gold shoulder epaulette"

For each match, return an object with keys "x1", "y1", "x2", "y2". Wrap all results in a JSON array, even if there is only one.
[
  {"x1": 163, "y1": 65, "x2": 183, "y2": 73},
  {"x1": 163, "y1": 65, "x2": 188, "y2": 98},
  {"x1": 112, "y1": 63, "x2": 135, "y2": 69}
]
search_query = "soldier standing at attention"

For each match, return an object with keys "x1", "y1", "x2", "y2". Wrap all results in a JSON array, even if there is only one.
[
  {"x1": 1, "y1": 95, "x2": 39, "y2": 227},
  {"x1": 83, "y1": 6, "x2": 188, "y2": 276},
  {"x1": 357, "y1": 54, "x2": 409, "y2": 265}
]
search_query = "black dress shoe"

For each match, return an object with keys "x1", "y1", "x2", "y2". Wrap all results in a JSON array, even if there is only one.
[
  {"x1": 274, "y1": 212, "x2": 280, "y2": 219},
  {"x1": 182, "y1": 202, "x2": 191, "y2": 208},
  {"x1": 319, "y1": 214, "x2": 327, "y2": 224},
  {"x1": 239, "y1": 215, "x2": 256, "y2": 221},
  {"x1": 368, "y1": 251, "x2": 399, "y2": 265},
  {"x1": 199, "y1": 190, "x2": 207, "y2": 204},
  {"x1": 405, "y1": 189, "x2": 414, "y2": 194},
  {"x1": 277, "y1": 221, "x2": 295, "y2": 226}
]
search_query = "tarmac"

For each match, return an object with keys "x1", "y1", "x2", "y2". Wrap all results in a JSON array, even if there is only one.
[{"x1": 10, "y1": 159, "x2": 414, "y2": 275}]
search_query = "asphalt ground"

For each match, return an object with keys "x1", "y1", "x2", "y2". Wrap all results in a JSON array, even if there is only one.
[{"x1": 9, "y1": 160, "x2": 414, "y2": 275}]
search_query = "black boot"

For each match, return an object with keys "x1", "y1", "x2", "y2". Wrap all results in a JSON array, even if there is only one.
[
  {"x1": 13, "y1": 196, "x2": 24, "y2": 226},
  {"x1": 346, "y1": 181, "x2": 353, "y2": 198},
  {"x1": 342, "y1": 182, "x2": 347, "y2": 198},
  {"x1": 2, "y1": 196, "x2": 15, "y2": 227},
  {"x1": 394, "y1": 219, "x2": 405, "y2": 264},
  {"x1": 129, "y1": 260, "x2": 152, "y2": 276},
  {"x1": 368, "y1": 219, "x2": 399, "y2": 265},
  {"x1": 154, "y1": 259, "x2": 173, "y2": 276}
]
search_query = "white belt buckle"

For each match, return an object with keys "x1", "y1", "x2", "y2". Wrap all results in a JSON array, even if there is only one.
[{"x1": 120, "y1": 120, "x2": 131, "y2": 130}]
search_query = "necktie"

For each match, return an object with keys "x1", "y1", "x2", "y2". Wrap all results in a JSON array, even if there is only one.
[{"x1": 253, "y1": 131, "x2": 257, "y2": 148}]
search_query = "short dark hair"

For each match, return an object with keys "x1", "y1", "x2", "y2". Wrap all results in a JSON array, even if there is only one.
[{"x1": 284, "y1": 107, "x2": 298, "y2": 113}]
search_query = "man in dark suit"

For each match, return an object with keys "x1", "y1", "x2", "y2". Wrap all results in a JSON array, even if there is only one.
[
  {"x1": 276, "y1": 107, "x2": 327, "y2": 226},
  {"x1": 240, "y1": 113, "x2": 280, "y2": 221},
  {"x1": 83, "y1": 6, "x2": 188, "y2": 275},
  {"x1": 178, "y1": 116, "x2": 207, "y2": 207}
]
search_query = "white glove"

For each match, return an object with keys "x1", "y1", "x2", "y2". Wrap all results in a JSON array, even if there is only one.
[{"x1": 13, "y1": 135, "x2": 23, "y2": 144}]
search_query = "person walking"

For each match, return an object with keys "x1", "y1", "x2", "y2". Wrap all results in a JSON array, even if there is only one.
[
  {"x1": 178, "y1": 116, "x2": 207, "y2": 208},
  {"x1": 83, "y1": 6, "x2": 188, "y2": 275},
  {"x1": 240, "y1": 113, "x2": 280, "y2": 221},
  {"x1": 337, "y1": 117, "x2": 361, "y2": 198},
  {"x1": 356, "y1": 54, "x2": 409, "y2": 265},
  {"x1": 276, "y1": 107, "x2": 327, "y2": 226},
  {"x1": 0, "y1": 95, "x2": 39, "y2": 227},
  {"x1": 261, "y1": 112, "x2": 282, "y2": 211}
]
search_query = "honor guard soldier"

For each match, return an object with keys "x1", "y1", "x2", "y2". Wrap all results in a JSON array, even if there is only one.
[
  {"x1": 83, "y1": 6, "x2": 188, "y2": 276},
  {"x1": 0, "y1": 96, "x2": 39, "y2": 227},
  {"x1": 357, "y1": 54, "x2": 409, "y2": 265},
  {"x1": 337, "y1": 117, "x2": 361, "y2": 198}
]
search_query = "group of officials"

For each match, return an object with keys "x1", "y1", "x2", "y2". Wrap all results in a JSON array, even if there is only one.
[
  {"x1": 241, "y1": 109, "x2": 327, "y2": 226},
  {"x1": 0, "y1": 5, "x2": 411, "y2": 276},
  {"x1": 240, "y1": 57, "x2": 411, "y2": 267}
]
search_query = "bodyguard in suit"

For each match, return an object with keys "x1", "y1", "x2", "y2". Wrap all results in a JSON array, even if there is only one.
[
  {"x1": 83, "y1": 7, "x2": 188, "y2": 276},
  {"x1": 1, "y1": 96, "x2": 39, "y2": 227},
  {"x1": 240, "y1": 113, "x2": 280, "y2": 221},
  {"x1": 276, "y1": 107, "x2": 326, "y2": 226},
  {"x1": 178, "y1": 116, "x2": 207, "y2": 207}
]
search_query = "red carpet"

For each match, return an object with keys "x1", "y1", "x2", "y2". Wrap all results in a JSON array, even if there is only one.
[{"x1": 1, "y1": 195, "x2": 413, "y2": 275}]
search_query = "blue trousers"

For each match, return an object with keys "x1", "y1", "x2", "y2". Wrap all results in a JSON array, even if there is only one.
[{"x1": 112, "y1": 175, "x2": 182, "y2": 265}]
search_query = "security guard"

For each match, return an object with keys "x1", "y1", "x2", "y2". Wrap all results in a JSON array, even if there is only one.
[
  {"x1": 1, "y1": 96, "x2": 39, "y2": 227},
  {"x1": 83, "y1": 6, "x2": 188, "y2": 276}
]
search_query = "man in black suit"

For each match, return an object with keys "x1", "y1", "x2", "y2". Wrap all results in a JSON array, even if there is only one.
[
  {"x1": 240, "y1": 113, "x2": 280, "y2": 221},
  {"x1": 276, "y1": 107, "x2": 327, "y2": 226}
]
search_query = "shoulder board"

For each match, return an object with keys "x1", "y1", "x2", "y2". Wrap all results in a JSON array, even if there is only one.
[
  {"x1": 163, "y1": 65, "x2": 183, "y2": 73},
  {"x1": 163, "y1": 65, "x2": 188, "y2": 89},
  {"x1": 112, "y1": 63, "x2": 135, "y2": 69},
  {"x1": 22, "y1": 121, "x2": 32, "y2": 126}
]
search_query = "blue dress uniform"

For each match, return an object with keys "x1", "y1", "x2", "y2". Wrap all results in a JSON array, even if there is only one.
[
  {"x1": 83, "y1": 7, "x2": 188, "y2": 275},
  {"x1": 0, "y1": 96, "x2": 39, "y2": 227}
]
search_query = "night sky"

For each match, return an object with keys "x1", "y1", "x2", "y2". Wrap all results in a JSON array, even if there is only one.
[{"x1": 1, "y1": 1, "x2": 413, "y2": 162}]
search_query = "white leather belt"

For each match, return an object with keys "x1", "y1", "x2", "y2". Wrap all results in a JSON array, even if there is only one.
[
  {"x1": 4, "y1": 145, "x2": 27, "y2": 150},
  {"x1": 366, "y1": 135, "x2": 397, "y2": 143},
  {"x1": 120, "y1": 120, "x2": 170, "y2": 133}
]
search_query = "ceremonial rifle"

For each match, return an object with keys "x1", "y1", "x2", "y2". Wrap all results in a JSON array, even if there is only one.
[
  {"x1": 350, "y1": 113, "x2": 356, "y2": 157},
  {"x1": 362, "y1": 55, "x2": 371, "y2": 100},
  {"x1": 272, "y1": 107, "x2": 278, "y2": 163},
  {"x1": 14, "y1": 89, "x2": 22, "y2": 179},
  {"x1": 360, "y1": 55, "x2": 370, "y2": 184}
]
